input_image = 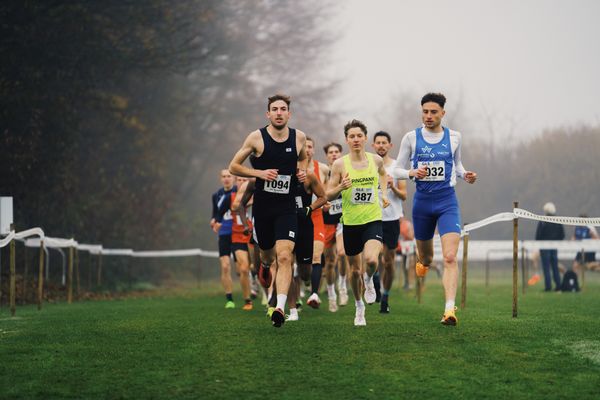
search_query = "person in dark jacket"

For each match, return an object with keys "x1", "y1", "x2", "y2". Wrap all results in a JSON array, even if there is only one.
[{"x1": 535, "y1": 202, "x2": 565, "y2": 291}]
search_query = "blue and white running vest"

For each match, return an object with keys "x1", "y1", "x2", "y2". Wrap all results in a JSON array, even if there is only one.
[{"x1": 412, "y1": 127, "x2": 453, "y2": 193}]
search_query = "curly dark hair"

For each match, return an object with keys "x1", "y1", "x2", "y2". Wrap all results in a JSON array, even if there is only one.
[{"x1": 421, "y1": 92, "x2": 446, "y2": 108}]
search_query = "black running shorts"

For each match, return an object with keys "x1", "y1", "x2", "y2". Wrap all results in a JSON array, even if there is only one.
[
  {"x1": 218, "y1": 234, "x2": 232, "y2": 257},
  {"x1": 382, "y1": 220, "x2": 400, "y2": 250},
  {"x1": 343, "y1": 220, "x2": 383, "y2": 257},
  {"x1": 254, "y1": 212, "x2": 298, "y2": 250}
]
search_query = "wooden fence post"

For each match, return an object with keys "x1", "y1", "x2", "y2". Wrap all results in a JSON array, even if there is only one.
[
  {"x1": 9, "y1": 224, "x2": 16, "y2": 316},
  {"x1": 37, "y1": 240, "x2": 45, "y2": 310},
  {"x1": 67, "y1": 246, "x2": 74, "y2": 304},
  {"x1": 512, "y1": 201, "x2": 519, "y2": 318}
]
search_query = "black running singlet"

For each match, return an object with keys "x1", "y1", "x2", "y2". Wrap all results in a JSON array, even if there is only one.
[{"x1": 252, "y1": 127, "x2": 298, "y2": 217}]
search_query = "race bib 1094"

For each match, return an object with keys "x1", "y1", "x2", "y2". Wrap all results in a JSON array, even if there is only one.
[{"x1": 264, "y1": 174, "x2": 291, "y2": 194}]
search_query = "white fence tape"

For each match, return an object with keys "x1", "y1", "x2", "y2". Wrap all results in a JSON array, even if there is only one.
[
  {"x1": 463, "y1": 212, "x2": 516, "y2": 234},
  {"x1": 101, "y1": 249, "x2": 134, "y2": 256},
  {"x1": 133, "y1": 249, "x2": 203, "y2": 258},
  {"x1": 25, "y1": 237, "x2": 77, "y2": 248},
  {"x1": 514, "y1": 208, "x2": 600, "y2": 226},
  {"x1": 14, "y1": 227, "x2": 45, "y2": 241},
  {"x1": 0, "y1": 231, "x2": 15, "y2": 248},
  {"x1": 77, "y1": 244, "x2": 103, "y2": 254}
]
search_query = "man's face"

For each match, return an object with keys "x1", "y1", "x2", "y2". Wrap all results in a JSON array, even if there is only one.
[
  {"x1": 346, "y1": 127, "x2": 367, "y2": 151},
  {"x1": 372, "y1": 136, "x2": 392, "y2": 157},
  {"x1": 220, "y1": 170, "x2": 234, "y2": 189},
  {"x1": 421, "y1": 102, "x2": 445, "y2": 130},
  {"x1": 306, "y1": 139, "x2": 315, "y2": 160},
  {"x1": 236, "y1": 176, "x2": 248, "y2": 186},
  {"x1": 267, "y1": 100, "x2": 290, "y2": 130},
  {"x1": 325, "y1": 145, "x2": 341, "y2": 165}
]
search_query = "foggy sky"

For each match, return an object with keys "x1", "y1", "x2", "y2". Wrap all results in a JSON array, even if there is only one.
[{"x1": 333, "y1": 0, "x2": 600, "y2": 140}]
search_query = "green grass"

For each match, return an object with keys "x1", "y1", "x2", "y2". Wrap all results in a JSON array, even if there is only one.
[{"x1": 1, "y1": 277, "x2": 600, "y2": 399}]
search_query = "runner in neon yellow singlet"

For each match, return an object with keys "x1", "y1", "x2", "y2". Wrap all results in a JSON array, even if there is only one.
[{"x1": 327, "y1": 119, "x2": 390, "y2": 326}]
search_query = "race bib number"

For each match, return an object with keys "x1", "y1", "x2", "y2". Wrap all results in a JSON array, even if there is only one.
[
  {"x1": 351, "y1": 187, "x2": 374, "y2": 204},
  {"x1": 418, "y1": 161, "x2": 445, "y2": 181},
  {"x1": 329, "y1": 198, "x2": 342, "y2": 215},
  {"x1": 295, "y1": 196, "x2": 303, "y2": 209},
  {"x1": 264, "y1": 174, "x2": 291, "y2": 194}
]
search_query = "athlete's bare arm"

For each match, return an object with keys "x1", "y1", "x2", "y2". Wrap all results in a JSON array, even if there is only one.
[
  {"x1": 296, "y1": 130, "x2": 309, "y2": 179},
  {"x1": 231, "y1": 180, "x2": 248, "y2": 211},
  {"x1": 229, "y1": 131, "x2": 278, "y2": 181},
  {"x1": 374, "y1": 154, "x2": 390, "y2": 208},
  {"x1": 320, "y1": 162, "x2": 330, "y2": 184},
  {"x1": 239, "y1": 179, "x2": 256, "y2": 209},
  {"x1": 391, "y1": 177, "x2": 407, "y2": 201},
  {"x1": 307, "y1": 172, "x2": 327, "y2": 211},
  {"x1": 326, "y1": 158, "x2": 351, "y2": 200}
]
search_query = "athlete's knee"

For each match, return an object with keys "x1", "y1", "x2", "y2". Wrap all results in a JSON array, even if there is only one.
[
  {"x1": 417, "y1": 253, "x2": 431, "y2": 265},
  {"x1": 276, "y1": 249, "x2": 293, "y2": 266},
  {"x1": 221, "y1": 263, "x2": 231, "y2": 274},
  {"x1": 364, "y1": 254, "x2": 378, "y2": 268},
  {"x1": 238, "y1": 263, "x2": 249, "y2": 275},
  {"x1": 260, "y1": 250, "x2": 276, "y2": 265},
  {"x1": 443, "y1": 252, "x2": 457, "y2": 265}
]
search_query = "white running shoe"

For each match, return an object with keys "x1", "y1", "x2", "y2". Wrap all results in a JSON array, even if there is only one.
[
  {"x1": 354, "y1": 306, "x2": 366, "y2": 326},
  {"x1": 328, "y1": 294, "x2": 338, "y2": 312},
  {"x1": 287, "y1": 309, "x2": 299, "y2": 321},
  {"x1": 307, "y1": 293, "x2": 321, "y2": 309},
  {"x1": 364, "y1": 275, "x2": 377, "y2": 305},
  {"x1": 339, "y1": 287, "x2": 348, "y2": 306}
]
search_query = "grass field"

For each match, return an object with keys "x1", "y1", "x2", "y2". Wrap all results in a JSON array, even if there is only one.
[{"x1": 1, "y1": 275, "x2": 600, "y2": 399}]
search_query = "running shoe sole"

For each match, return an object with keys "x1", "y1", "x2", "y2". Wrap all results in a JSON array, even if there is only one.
[{"x1": 271, "y1": 308, "x2": 285, "y2": 327}]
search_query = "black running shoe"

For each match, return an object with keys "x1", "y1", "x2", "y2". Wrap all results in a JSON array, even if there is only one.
[
  {"x1": 271, "y1": 308, "x2": 285, "y2": 328},
  {"x1": 379, "y1": 300, "x2": 390, "y2": 314}
]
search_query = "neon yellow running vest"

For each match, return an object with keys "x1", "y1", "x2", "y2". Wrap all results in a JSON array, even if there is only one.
[{"x1": 341, "y1": 153, "x2": 382, "y2": 225}]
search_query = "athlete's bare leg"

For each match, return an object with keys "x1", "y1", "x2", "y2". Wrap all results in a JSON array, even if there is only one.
[
  {"x1": 363, "y1": 239, "x2": 383, "y2": 278},
  {"x1": 381, "y1": 246, "x2": 395, "y2": 294},
  {"x1": 234, "y1": 249, "x2": 251, "y2": 300},
  {"x1": 219, "y1": 255, "x2": 233, "y2": 294},
  {"x1": 440, "y1": 232, "x2": 460, "y2": 306},
  {"x1": 274, "y1": 239, "x2": 295, "y2": 308},
  {"x1": 348, "y1": 254, "x2": 363, "y2": 301}
]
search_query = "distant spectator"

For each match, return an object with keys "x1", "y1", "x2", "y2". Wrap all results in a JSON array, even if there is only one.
[
  {"x1": 572, "y1": 214, "x2": 599, "y2": 273},
  {"x1": 535, "y1": 202, "x2": 565, "y2": 291}
]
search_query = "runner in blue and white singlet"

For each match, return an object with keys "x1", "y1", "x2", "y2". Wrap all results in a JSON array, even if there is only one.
[{"x1": 392, "y1": 92, "x2": 477, "y2": 327}]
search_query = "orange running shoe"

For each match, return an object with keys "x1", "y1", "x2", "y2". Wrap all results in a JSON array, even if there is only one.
[
  {"x1": 416, "y1": 261, "x2": 429, "y2": 278},
  {"x1": 528, "y1": 274, "x2": 541, "y2": 286},
  {"x1": 242, "y1": 302, "x2": 253, "y2": 311},
  {"x1": 441, "y1": 307, "x2": 458, "y2": 326}
]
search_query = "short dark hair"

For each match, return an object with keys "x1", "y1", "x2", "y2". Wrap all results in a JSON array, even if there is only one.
[
  {"x1": 373, "y1": 131, "x2": 391, "y2": 143},
  {"x1": 343, "y1": 119, "x2": 367, "y2": 137},
  {"x1": 323, "y1": 142, "x2": 342, "y2": 154},
  {"x1": 267, "y1": 94, "x2": 291, "y2": 110},
  {"x1": 421, "y1": 92, "x2": 446, "y2": 108},
  {"x1": 306, "y1": 136, "x2": 314, "y2": 144}
]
